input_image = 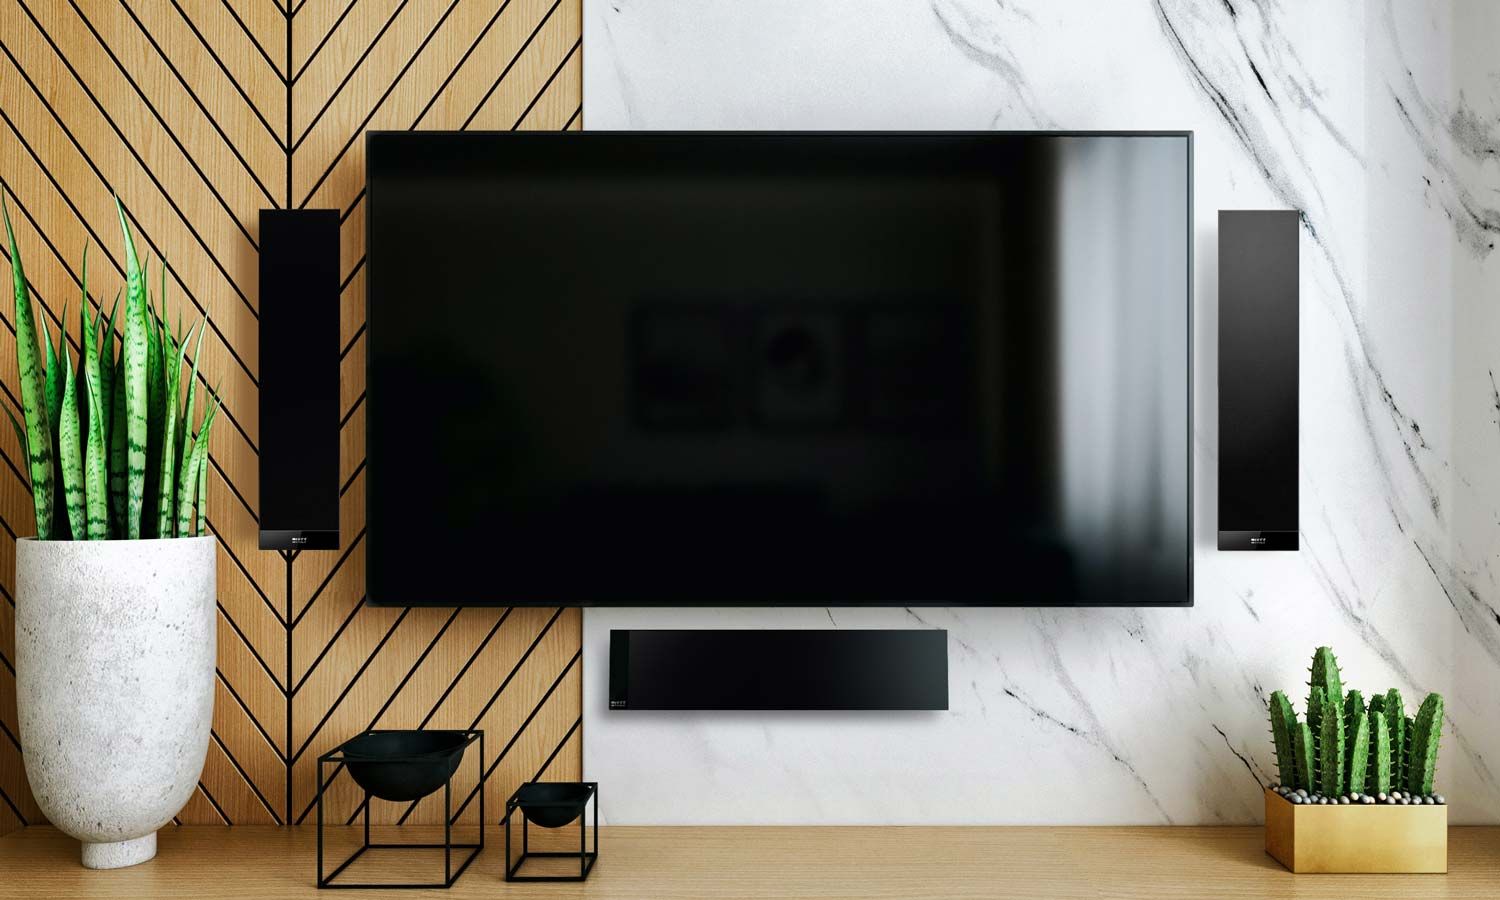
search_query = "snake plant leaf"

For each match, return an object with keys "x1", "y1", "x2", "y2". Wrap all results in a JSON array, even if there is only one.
[
  {"x1": 142, "y1": 279, "x2": 164, "y2": 537},
  {"x1": 77, "y1": 247, "x2": 92, "y2": 407},
  {"x1": 99, "y1": 290, "x2": 119, "y2": 447},
  {"x1": 174, "y1": 377, "x2": 212, "y2": 538},
  {"x1": 155, "y1": 321, "x2": 191, "y2": 537},
  {"x1": 103, "y1": 291, "x2": 120, "y2": 345},
  {"x1": 39, "y1": 312, "x2": 62, "y2": 443},
  {"x1": 174, "y1": 424, "x2": 196, "y2": 538},
  {"x1": 5, "y1": 405, "x2": 27, "y2": 465},
  {"x1": 116, "y1": 196, "x2": 149, "y2": 539},
  {"x1": 178, "y1": 393, "x2": 218, "y2": 537},
  {"x1": 75, "y1": 311, "x2": 87, "y2": 418},
  {"x1": 57, "y1": 330, "x2": 84, "y2": 540},
  {"x1": 195, "y1": 424, "x2": 209, "y2": 537},
  {"x1": 50, "y1": 303, "x2": 71, "y2": 539},
  {"x1": 177, "y1": 317, "x2": 205, "y2": 513},
  {"x1": 4, "y1": 193, "x2": 55, "y2": 538},
  {"x1": 172, "y1": 307, "x2": 186, "y2": 490},
  {"x1": 82, "y1": 369, "x2": 107, "y2": 540},
  {"x1": 108, "y1": 351, "x2": 126, "y2": 536},
  {"x1": 4, "y1": 403, "x2": 37, "y2": 529},
  {"x1": 178, "y1": 317, "x2": 205, "y2": 472},
  {"x1": 196, "y1": 393, "x2": 220, "y2": 537},
  {"x1": 78, "y1": 249, "x2": 106, "y2": 539}
]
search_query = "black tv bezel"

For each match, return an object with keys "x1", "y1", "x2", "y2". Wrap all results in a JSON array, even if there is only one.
[{"x1": 364, "y1": 130, "x2": 1194, "y2": 608}]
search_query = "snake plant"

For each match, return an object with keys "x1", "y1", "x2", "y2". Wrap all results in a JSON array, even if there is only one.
[{"x1": 3, "y1": 192, "x2": 219, "y2": 540}]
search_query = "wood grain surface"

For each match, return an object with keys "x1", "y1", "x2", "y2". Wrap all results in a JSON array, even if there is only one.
[
  {"x1": 4, "y1": 825, "x2": 1499, "y2": 899},
  {"x1": 0, "y1": 0, "x2": 582, "y2": 834}
]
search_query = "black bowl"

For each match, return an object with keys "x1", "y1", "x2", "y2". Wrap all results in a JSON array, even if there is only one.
[
  {"x1": 343, "y1": 731, "x2": 469, "y2": 802},
  {"x1": 515, "y1": 782, "x2": 593, "y2": 828}
]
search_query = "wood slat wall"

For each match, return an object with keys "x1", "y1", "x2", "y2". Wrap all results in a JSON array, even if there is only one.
[{"x1": 0, "y1": 0, "x2": 582, "y2": 833}]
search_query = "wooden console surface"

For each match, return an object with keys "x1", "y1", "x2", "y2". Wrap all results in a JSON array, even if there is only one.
[{"x1": 3, "y1": 824, "x2": 1499, "y2": 898}]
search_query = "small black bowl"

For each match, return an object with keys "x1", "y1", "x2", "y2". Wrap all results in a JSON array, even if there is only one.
[
  {"x1": 515, "y1": 782, "x2": 593, "y2": 828},
  {"x1": 343, "y1": 731, "x2": 470, "y2": 802}
]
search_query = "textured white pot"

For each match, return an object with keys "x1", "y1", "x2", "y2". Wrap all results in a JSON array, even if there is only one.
[{"x1": 16, "y1": 536, "x2": 216, "y2": 869}]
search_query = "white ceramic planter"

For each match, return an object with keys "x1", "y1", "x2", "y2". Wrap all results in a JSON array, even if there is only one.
[{"x1": 16, "y1": 536, "x2": 216, "y2": 869}]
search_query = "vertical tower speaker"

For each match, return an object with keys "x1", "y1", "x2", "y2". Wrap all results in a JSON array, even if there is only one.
[
  {"x1": 259, "y1": 209, "x2": 340, "y2": 550},
  {"x1": 1218, "y1": 209, "x2": 1298, "y2": 551}
]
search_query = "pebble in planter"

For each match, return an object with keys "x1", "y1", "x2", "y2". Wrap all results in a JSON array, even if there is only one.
[{"x1": 1263, "y1": 647, "x2": 1447, "y2": 874}]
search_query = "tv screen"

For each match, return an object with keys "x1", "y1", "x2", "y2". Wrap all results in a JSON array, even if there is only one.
[{"x1": 366, "y1": 132, "x2": 1191, "y2": 607}]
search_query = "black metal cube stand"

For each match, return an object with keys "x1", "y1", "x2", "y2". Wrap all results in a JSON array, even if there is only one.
[
  {"x1": 503, "y1": 782, "x2": 598, "y2": 882},
  {"x1": 316, "y1": 730, "x2": 484, "y2": 889}
]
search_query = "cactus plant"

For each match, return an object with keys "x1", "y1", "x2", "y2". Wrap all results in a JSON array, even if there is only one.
[
  {"x1": 1306, "y1": 685, "x2": 1328, "y2": 756},
  {"x1": 1370, "y1": 710, "x2": 1392, "y2": 794},
  {"x1": 1347, "y1": 709, "x2": 1369, "y2": 795},
  {"x1": 1317, "y1": 692, "x2": 1345, "y2": 797},
  {"x1": 1384, "y1": 689, "x2": 1406, "y2": 787},
  {"x1": 1408, "y1": 693, "x2": 1444, "y2": 795},
  {"x1": 2, "y1": 192, "x2": 218, "y2": 541},
  {"x1": 1306, "y1": 685, "x2": 1327, "y2": 788},
  {"x1": 1342, "y1": 689, "x2": 1364, "y2": 789},
  {"x1": 1293, "y1": 721, "x2": 1315, "y2": 793},
  {"x1": 1268, "y1": 691, "x2": 1299, "y2": 788},
  {"x1": 1309, "y1": 647, "x2": 1343, "y2": 720},
  {"x1": 1342, "y1": 689, "x2": 1364, "y2": 732},
  {"x1": 1403, "y1": 713, "x2": 1415, "y2": 790},
  {"x1": 1306, "y1": 686, "x2": 1324, "y2": 738},
  {"x1": 1262, "y1": 649, "x2": 1444, "y2": 803}
]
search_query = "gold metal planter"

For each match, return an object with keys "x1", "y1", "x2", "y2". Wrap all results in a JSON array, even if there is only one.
[{"x1": 1264, "y1": 787, "x2": 1447, "y2": 873}]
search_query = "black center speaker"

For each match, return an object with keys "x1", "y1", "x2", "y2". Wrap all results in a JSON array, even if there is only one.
[
  {"x1": 259, "y1": 209, "x2": 340, "y2": 550},
  {"x1": 1218, "y1": 210, "x2": 1298, "y2": 551},
  {"x1": 609, "y1": 629, "x2": 948, "y2": 710}
]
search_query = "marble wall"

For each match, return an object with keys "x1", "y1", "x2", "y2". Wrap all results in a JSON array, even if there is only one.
[{"x1": 579, "y1": 0, "x2": 1500, "y2": 824}]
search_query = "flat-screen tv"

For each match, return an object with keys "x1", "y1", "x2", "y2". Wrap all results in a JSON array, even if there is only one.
[{"x1": 366, "y1": 132, "x2": 1191, "y2": 607}]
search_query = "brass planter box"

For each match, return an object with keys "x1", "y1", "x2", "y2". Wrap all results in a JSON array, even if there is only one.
[{"x1": 1264, "y1": 788, "x2": 1447, "y2": 873}]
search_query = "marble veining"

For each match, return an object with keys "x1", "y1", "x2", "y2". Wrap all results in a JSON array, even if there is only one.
[{"x1": 580, "y1": 0, "x2": 1500, "y2": 825}]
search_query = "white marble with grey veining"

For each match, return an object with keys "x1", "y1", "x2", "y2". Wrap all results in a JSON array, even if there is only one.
[{"x1": 580, "y1": 0, "x2": 1500, "y2": 825}]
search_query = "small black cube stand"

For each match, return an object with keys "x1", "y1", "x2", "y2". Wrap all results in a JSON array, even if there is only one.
[
  {"x1": 502, "y1": 782, "x2": 598, "y2": 882},
  {"x1": 315, "y1": 730, "x2": 484, "y2": 889}
]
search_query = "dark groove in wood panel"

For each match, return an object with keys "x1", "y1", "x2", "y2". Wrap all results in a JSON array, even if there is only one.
[
  {"x1": 212, "y1": 730, "x2": 283, "y2": 825},
  {"x1": 460, "y1": 0, "x2": 566, "y2": 132},
  {"x1": 11, "y1": 0, "x2": 260, "y2": 318},
  {"x1": 114, "y1": 0, "x2": 281, "y2": 204},
  {"x1": 512, "y1": 37, "x2": 581, "y2": 129},
  {"x1": 67, "y1": 0, "x2": 264, "y2": 248},
  {"x1": 219, "y1": 0, "x2": 287, "y2": 83},
  {"x1": 297, "y1": 0, "x2": 468, "y2": 205},
  {"x1": 168, "y1": 0, "x2": 286, "y2": 148}
]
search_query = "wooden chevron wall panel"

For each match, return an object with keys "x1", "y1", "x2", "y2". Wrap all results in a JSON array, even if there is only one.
[{"x1": 0, "y1": 0, "x2": 583, "y2": 835}]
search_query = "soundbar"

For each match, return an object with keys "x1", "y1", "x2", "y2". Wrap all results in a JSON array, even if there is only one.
[
  {"x1": 259, "y1": 209, "x2": 341, "y2": 551},
  {"x1": 1219, "y1": 209, "x2": 1299, "y2": 551},
  {"x1": 608, "y1": 629, "x2": 948, "y2": 711}
]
